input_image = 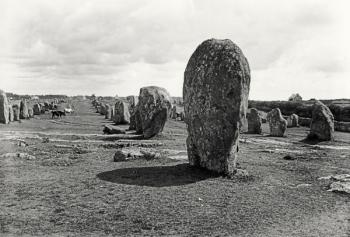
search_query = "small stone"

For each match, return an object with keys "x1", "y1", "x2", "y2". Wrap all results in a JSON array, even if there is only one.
[{"x1": 103, "y1": 125, "x2": 126, "y2": 134}]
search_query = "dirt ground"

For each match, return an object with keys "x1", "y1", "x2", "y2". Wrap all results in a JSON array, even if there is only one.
[{"x1": 1, "y1": 99, "x2": 349, "y2": 236}]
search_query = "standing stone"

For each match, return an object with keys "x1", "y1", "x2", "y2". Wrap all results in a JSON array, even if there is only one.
[
  {"x1": 44, "y1": 101, "x2": 49, "y2": 111},
  {"x1": 8, "y1": 105, "x2": 14, "y2": 122},
  {"x1": 127, "y1": 96, "x2": 139, "y2": 130},
  {"x1": 0, "y1": 90, "x2": 9, "y2": 124},
  {"x1": 267, "y1": 108, "x2": 287, "y2": 137},
  {"x1": 308, "y1": 100, "x2": 334, "y2": 141},
  {"x1": 20, "y1": 99, "x2": 29, "y2": 119},
  {"x1": 287, "y1": 114, "x2": 299, "y2": 127},
  {"x1": 183, "y1": 39, "x2": 251, "y2": 176},
  {"x1": 114, "y1": 99, "x2": 130, "y2": 124},
  {"x1": 180, "y1": 112, "x2": 185, "y2": 121},
  {"x1": 33, "y1": 104, "x2": 41, "y2": 115},
  {"x1": 138, "y1": 86, "x2": 172, "y2": 139},
  {"x1": 99, "y1": 103, "x2": 107, "y2": 115},
  {"x1": 110, "y1": 106, "x2": 115, "y2": 121},
  {"x1": 13, "y1": 105, "x2": 20, "y2": 121},
  {"x1": 170, "y1": 106, "x2": 177, "y2": 119},
  {"x1": 134, "y1": 109, "x2": 143, "y2": 134},
  {"x1": 28, "y1": 108, "x2": 34, "y2": 118},
  {"x1": 247, "y1": 108, "x2": 262, "y2": 134},
  {"x1": 105, "y1": 104, "x2": 112, "y2": 119},
  {"x1": 126, "y1": 96, "x2": 139, "y2": 108}
]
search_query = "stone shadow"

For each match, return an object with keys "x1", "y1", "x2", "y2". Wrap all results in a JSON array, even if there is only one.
[{"x1": 96, "y1": 163, "x2": 219, "y2": 187}]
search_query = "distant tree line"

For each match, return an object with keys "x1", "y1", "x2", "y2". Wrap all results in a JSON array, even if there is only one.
[{"x1": 6, "y1": 92, "x2": 68, "y2": 100}]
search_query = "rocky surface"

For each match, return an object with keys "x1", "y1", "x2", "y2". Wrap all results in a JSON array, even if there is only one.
[
  {"x1": 103, "y1": 124, "x2": 126, "y2": 134},
  {"x1": 183, "y1": 38, "x2": 251, "y2": 176},
  {"x1": 28, "y1": 108, "x2": 34, "y2": 118},
  {"x1": 287, "y1": 113, "x2": 299, "y2": 127},
  {"x1": 105, "y1": 104, "x2": 112, "y2": 119},
  {"x1": 267, "y1": 108, "x2": 287, "y2": 137},
  {"x1": 247, "y1": 108, "x2": 262, "y2": 134},
  {"x1": 138, "y1": 86, "x2": 172, "y2": 139},
  {"x1": 308, "y1": 100, "x2": 334, "y2": 141},
  {"x1": 20, "y1": 99, "x2": 29, "y2": 119},
  {"x1": 113, "y1": 148, "x2": 161, "y2": 162},
  {"x1": 33, "y1": 104, "x2": 41, "y2": 115},
  {"x1": 12, "y1": 105, "x2": 20, "y2": 121},
  {"x1": 127, "y1": 96, "x2": 139, "y2": 130},
  {"x1": 113, "y1": 99, "x2": 130, "y2": 124},
  {"x1": 0, "y1": 89, "x2": 9, "y2": 124},
  {"x1": 8, "y1": 105, "x2": 14, "y2": 122}
]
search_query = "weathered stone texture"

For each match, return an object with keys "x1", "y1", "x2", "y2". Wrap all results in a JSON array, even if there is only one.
[
  {"x1": 267, "y1": 108, "x2": 287, "y2": 137},
  {"x1": 308, "y1": 100, "x2": 334, "y2": 141},
  {"x1": 114, "y1": 99, "x2": 130, "y2": 124},
  {"x1": 0, "y1": 90, "x2": 9, "y2": 124},
  {"x1": 287, "y1": 113, "x2": 299, "y2": 127},
  {"x1": 247, "y1": 108, "x2": 262, "y2": 134},
  {"x1": 183, "y1": 39, "x2": 251, "y2": 176},
  {"x1": 138, "y1": 86, "x2": 172, "y2": 139},
  {"x1": 20, "y1": 100, "x2": 29, "y2": 119}
]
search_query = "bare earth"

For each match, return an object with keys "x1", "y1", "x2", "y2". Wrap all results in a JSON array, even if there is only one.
[{"x1": 1, "y1": 99, "x2": 349, "y2": 236}]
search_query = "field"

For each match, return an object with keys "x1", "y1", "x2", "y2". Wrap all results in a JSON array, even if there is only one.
[{"x1": 1, "y1": 99, "x2": 350, "y2": 236}]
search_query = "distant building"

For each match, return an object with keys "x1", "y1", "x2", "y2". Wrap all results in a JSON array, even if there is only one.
[{"x1": 31, "y1": 96, "x2": 39, "y2": 100}]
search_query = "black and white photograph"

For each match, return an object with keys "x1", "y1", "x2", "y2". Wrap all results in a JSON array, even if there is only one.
[{"x1": 0, "y1": 0, "x2": 349, "y2": 236}]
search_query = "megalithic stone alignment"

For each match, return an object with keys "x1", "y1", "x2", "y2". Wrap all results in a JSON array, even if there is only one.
[
  {"x1": 308, "y1": 100, "x2": 334, "y2": 141},
  {"x1": 0, "y1": 89, "x2": 9, "y2": 124},
  {"x1": 137, "y1": 86, "x2": 172, "y2": 139},
  {"x1": 183, "y1": 39, "x2": 251, "y2": 176}
]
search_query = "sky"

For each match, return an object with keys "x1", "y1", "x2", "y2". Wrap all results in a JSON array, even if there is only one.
[{"x1": 0, "y1": 0, "x2": 349, "y2": 100}]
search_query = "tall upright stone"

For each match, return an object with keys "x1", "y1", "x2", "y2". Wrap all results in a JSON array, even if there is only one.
[
  {"x1": 267, "y1": 108, "x2": 287, "y2": 137},
  {"x1": 33, "y1": 104, "x2": 41, "y2": 115},
  {"x1": 170, "y1": 106, "x2": 177, "y2": 119},
  {"x1": 110, "y1": 106, "x2": 115, "y2": 121},
  {"x1": 247, "y1": 108, "x2": 262, "y2": 134},
  {"x1": 8, "y1": 105, "x2": 14, "y2": 122},
  {"x1": 113, "y1": 99, "x2": 130, "y2": 124},
  {"x1": 308, "y1": 100, "x2": 334, "y2": 141},
  {"x1": 127, "y1": 96, "x2": 139, "y2": 130},
  {"x1": 13, "y1": 105, "x2": 20, "y2": 121},
  {"x1": 20, "y1": 99, "x2": 29, "y2": 119},
  {"x1": 126, "y1": 96, "x2": 139, "y2": 108},
  {"x1": 138, "y1": 86, "x2": 172, "y2": 138},
  {"x1": 287, "y1": 113, "x2": 299, "y2": 127},
  {"x1": 0, "y1": 90, "x2": 9, "y2": 124},
  {"x1": 28, "y1": 108, "x2": 34, "y2": 118},
  {"x1": 105, "y1": 104, "x2": 112, "y2": 119},
  {"x1": 99, "y1": 103, "x2": 107, "y2": 115},
  {"x1": 183, "y1": 39, "x2": 251, "y2": 176}
]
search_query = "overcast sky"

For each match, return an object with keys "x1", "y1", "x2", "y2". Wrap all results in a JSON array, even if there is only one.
[{"x1": 0, "y1": 0, "x2": 349, "y2": 100}]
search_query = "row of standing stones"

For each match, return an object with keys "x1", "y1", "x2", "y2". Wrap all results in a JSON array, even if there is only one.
[
  {"x1": 1, "y1": 39, "x2": 336, "y2": 177},
  {"x1": 92, "y1": 39, "x2": 335, "y2": 177},
  {"x1": 0, "y1": 90, "x2": 61, "y2": 124},
  {"x1": 94, "y1": 86, "x2": 172, "y2": 139}
]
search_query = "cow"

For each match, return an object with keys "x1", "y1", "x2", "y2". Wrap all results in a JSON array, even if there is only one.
[{"x1": 51, "y1": 110, "x2": 66, "y2": 119}]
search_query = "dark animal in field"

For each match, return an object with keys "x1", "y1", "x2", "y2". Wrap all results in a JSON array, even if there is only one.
[{"x1": 51, "y1": 110, "x2": 66, "y2": 119}]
